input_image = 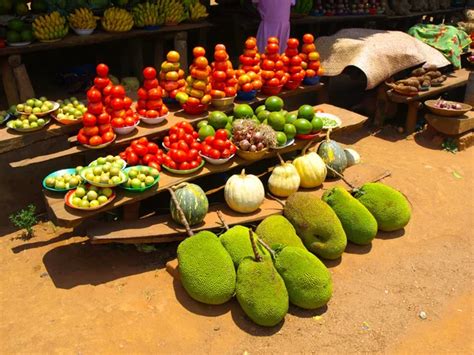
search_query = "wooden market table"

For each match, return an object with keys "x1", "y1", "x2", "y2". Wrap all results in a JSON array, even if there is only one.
[
  {"x1": 40, "y1": 103, "x2": 368, "y2": 235},
  {"x1": 0, "y1": 21, "x2": 212, "y2": 106},
  {"x1": 387, "y1": 68, "x2": 471, "y2": 134}
]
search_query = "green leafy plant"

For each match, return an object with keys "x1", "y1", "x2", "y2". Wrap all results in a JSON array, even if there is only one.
[
  {"x1": 442, "y1": 138, "x2": 458, "y2": 154},
  {"x1": 9, "y1": 204, "x2": 38, "y2": 239}
]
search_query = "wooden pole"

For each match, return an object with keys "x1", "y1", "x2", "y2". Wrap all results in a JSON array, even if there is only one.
[
  {"x1": 168, "y1": 187, "x2": 194, "y2": 237},
  {"x1": 216, "y1": 210, "x2": 229, "y2": 231}
]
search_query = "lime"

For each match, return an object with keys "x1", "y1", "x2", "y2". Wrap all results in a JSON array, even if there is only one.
[
  {"x1": 285, "y1": 112, "x2": 298, "y2": 124},
  {"x1": 255, "y1": 105, "x2": 266, "y2": 114},
  {"x1": 311, "y1": 117, "x2": 323, "y2": 132},
  {"x1": 197, "y1": 120, "x2": 208, "y2": 129},
  {"x1": 268, "y1": 112, "x2": 286, "y2": 131},
  {"x1": 284, "y1": 123, "x2": 297, "y2": 139},
  {"x1": 6, "y1": 30, "x2": 21, "y2": 43},
  {"x1": 224, "y1": 122, "x2": 232, "y2": 137},
  {"x1": 276, "y1": 132, "x2": 287, "y2": 146},
  {"x1": 20, "y1": 29, "x2": 33, "y2": 42},
  {"x1": 265, "y1": 96, "x2": 284, "y2": 112},
  {"x1": 208, "y1": 111, "x2": 228, "y2": 129},
  {"x1": 198, "y1": 125, "x2": 215, "y2": 141},
  {"x1": 298, "y1": 105, "x2": 315, "y2": 120},
  {"x1": 294, "y1": 118, "x2": 313, "y2": 135},
  {"x1": 257, "y1": 109, "x2": 270, "y2": 122},
  {"x1": 233, "y1": 104, "x2": 254, "y2": 118}
]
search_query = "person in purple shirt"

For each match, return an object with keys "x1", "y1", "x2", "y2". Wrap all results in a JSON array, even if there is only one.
[{"x1": 252, "y1": 0, "x2": 295, "y2": 52}]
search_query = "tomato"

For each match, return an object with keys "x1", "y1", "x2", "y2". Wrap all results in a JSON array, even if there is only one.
[
  {"x1": 96, "y1": 63, "x2": 109, "y2": 78},
  {"x1": 267, "y1": 78, "x2": 281, "y2": 87},
  {"x1": 169, "y1": 133, "x2": 178, "y2": 143},
  {"x1": 136, "y1": 137, "x2": 148, "y2": 146},
  {"x1": 142, "y1": 154, "x2": 156, "y2": 165},
  {"x1": 97, "y1": 112, "x2": 110, "y2": 125},
  {"x1": 138, "y1": 88, "x2": 148, "y2": 100},
  {"x1": 144, "y1": 79, "x2": 159, "y2": 90},
  {"x1": 147, "y1": 87, "x2": 163, "y2": 100},
  {"x1": 290, "y1": 55, "x2": 303, "y2": 66},
  {"x1": 188, "y1": 148, "x2": 199, "y2": 161},
  {"x1": 226, "y1": 77, "x2": 238, "y2": 87},
  {"x1": 124, "y1": 116, "x2": 135, "y2": 126},
  {"x1": 201, "y1": 144, "x2": 212, "y2": 156},
  {"x1": 177, "y1": 141, "x2": 189, "y2": 152},
  {"x1": 184, "y1": 133, "x2": 194, "y2": 146},
  {"x1": 102, "y1": 131, "x2": 115, "y2": 142},
  {"x1": 196, "y1": 155, "x2": 203, "y2": 164},
  {"x1": 204, "y1": 136, "x2": 215, "y2": 145},
  {"x1": 209, "y1": 149, "x2": 221, "y2": 159},
  {"x1": 126, "y1": 151, "x2": 139, "y2": 165},
  {"x1": 192, "y1": 131, "x2": 199, "y2": 139},
  {"x1": 146, "y1": 99, "x2": 163, "y2": 111},
  {"x1": 178, "y1": 121, "x2": 194, "y2": 134},
  {"x1": 221, "y1": 148, "x2": 231, "y2": 158},
  {"x1": 241, "y1": 83, "x2": 254, "y2": 92},
  {"x1": 303, "y1": 33, "x2": 314, "y2": 44},
  {"x1": 189, "y1": 160, "x2": 199, "y2": 169},
  {"x1": 171, "y1": 142, "x2": 179, "y2": 150},
  {"x1": 82, "y1": 113, "x2": 97, "y2": 127},
  {"x1": 191, "y1": 141, "x2": 201, "y2": 151},
  {"x1": 99, "y1": 123, "x2": 112, "y2": 134},
  {"x1": 224, "y1": 87, "x2": 236, "y2": 97},
  {"x1": 163, "y1": 136, "x2": 170, "y2": 147},
  {"x1": 212, "y1": 84, "x2": 226, "y2": 93},
  {"x1": 275, "y1": 60, "x2": 284, "y2": 70},
  {"x1": 133, "y1": 143, "x2": 148, "y2": 157},
  {"x1": 110, "y1": 85, "x2": 125, "y2": 98},
  {"x1": 245, "y1": 37, "x2": 257, "y2": 49},
  {"x1": 111, "y1": 117, "x2": 124, "y2": 128},
  {"x1": 266, "y1": 43, "x2": 279, "y2": 54},
  {"x1": 87, "y1": 88, "x2": 102, "y2": 103},
  {"x1": 87, "y1": 135, "x2": 102, "y2": 146},
  {"x1": 146, "y1": 110, "x2": 159, "y2": 118},
  {"x1": 287, "y1": 38, "x2": 299, "y2": 49},
  {"x1": 214, "y1": 50, "x2": 227, "y2": 62},
  {"x1": 93, "y1": 77, "x2": 109, "y2": 91},
  {"x1": 177, "y1": 128, "x2": 186, "y2": 140},
  {"x1": 148, "y1": 161, "x2": 161, "y2": 171},
  {"x1": 194, "y1": 56, "x2": 209, "y2": 70},
  {"x1": 215, "y1": 129, "x2": 228, "y2": 140},
  {"x1": 212, "y1": 71, "x2": 227, "y2": 82},
  {"x1": 268, "y1": 36, "x2": 279, "y2": 44},
  {"x1": 87, "y1": 102, "x2": 103, "y2": 115},
  {"x1": 179, "y1": 162, "x2": 191, "y2": 170},
  {"x1": 212, "y1": 139, "x2": 227, "y2": 151},
  {"x1": 261, "y1": 70, "x2": 275, "y2": 80},
  {"x1": 261, "y1": 59, "x2": 275, "y2": 71},
  {"x1": 143, "y1": 142, "x2": 157, "y2": 155},
  {"x1": 119, "y1": 151, "x2": 127, "y2": 160},
  {"x1": 110, "y1": 98, "x2": 123, "y2": 110},
  {"x1": 77, "y1": 132, "x2": 88, "y2": 145},
  {"x1": 229, "y1": 144, "x2": 237, "y2": 155},
  {"x1": 172, "y1": 149, "x2": 187, "y2": 163},
  {"x1": 123, "y1": 97, "x2": 133, "y2": 109},
  {"x1": 143, "y1": 67, "x2": 157, "y2": 80},
  {"x1": 102, "y1": 84, "x2": 113, "y2": 97},
  {"x1": 193, "y1": 46, "x2": 206, "y2": 58},
  {"x1": 166, "y1": 160, "x2": 177, "y2": 169}
]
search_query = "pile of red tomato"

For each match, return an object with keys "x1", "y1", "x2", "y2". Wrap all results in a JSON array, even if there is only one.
[
  {"x1": 183, "y1": 47, "x2": 212, "y2": 109},
  {"x1": 260, "y1": 37, "x2": 290, "y2": 91},
  {"x1": 137, "y1": 67, "x2": 169, "y2": 119},
  {"x1": 162, "y1": 122, "x2": 203, "y2": 170},
  {"x1": 300, "y1": 34, "x2": 323, "y2": 79},
  {"x1": 235, "y1": 37, "x2": 263, "y2": 93},
  {"x1": 210, "y1": 44, "x2": 237, "y2": 99},
  {"x1": 160, "y1": 50, "x2": 186, "y2": 100},
  {"x1": 282, "y1": 38, "x2": 305, "y2": 90},
  {"x1": 106, "y1": 85, "x2": 139, "y2": 131},
  {"x1": 77, "y1": 64, "x2": 115, "y2": 146},
  {"x1": 119, "y1": 137, "x2": 164, "y2": 171},
  {"x1": 200, "y1": 129, "x2": 236, "y2": 160}
]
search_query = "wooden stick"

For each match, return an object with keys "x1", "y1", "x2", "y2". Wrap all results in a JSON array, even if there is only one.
[
  {"x1": 371, "y1": 171, "x2": 392, "y2": 183},
  {"x1": 249, "y1": 229, "x2": 262, "y2": 262},
  {"x1": 325, "y1": 164, "x2": 357, "y2": 190},
  {"x1": 216, "y1": 210, "x2": 229, "y2": 231},
  {"x1": 276, "y1": 153, "x2": 285, "y2": 165},
  {"x1": 257, "y1": 238, "x2": 276, "y2": 259},
  {"x1": 167, "y1": 187, "x2": 194, "y2": 237},
  {"x1": 266, "y1": 193, "x2": 285, "y2": 208},
  {"x1": 302, "y1": 138, "x2": 317, "y2": 155}
]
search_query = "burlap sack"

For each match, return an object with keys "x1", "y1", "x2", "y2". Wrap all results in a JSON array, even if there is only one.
[{"x1": 315, "y1": 28, "x2": 451, "y2": 89}]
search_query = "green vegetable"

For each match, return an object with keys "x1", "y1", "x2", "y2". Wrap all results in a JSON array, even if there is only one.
[
  {"x1": 256, "y1": 215, "x2": 306, "y2": 250},
  {"x1": 170, "y1": 183, "x2": 209, "y2": 227},
  {"x1": 317, "y1": 130, "x2": 347, "y2": 177}
]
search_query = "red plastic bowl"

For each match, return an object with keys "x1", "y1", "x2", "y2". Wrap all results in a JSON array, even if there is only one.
[
  {"x1": 261, "y1": 85, "x2": 283, "y2": 95},
  {"x1": 284, "y1": 80, "x2": 302, "y2": 90},
  {"x1": 296, "y1": 132, "x2": 320, "y2": 140},
  {"x1": 182, "y1": 102, "x2": 208, "y2": 115}
]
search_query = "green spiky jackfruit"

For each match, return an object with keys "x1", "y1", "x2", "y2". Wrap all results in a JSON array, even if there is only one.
[
  {"x1": 236, "y1": 256, "x2": 289, "y2": 327},
  {"x1": 354, "y1": 183, "x2": 411, "y2": 232},
  {"x1": 322, "y1": 187, "x2": 378, "y2": 245},
  {"x1": 177, "y1": 231, "x2": 236, "y2": 305},
  {"x1": 274, "y1": 246, "x2": 332, "y2": 309},
  {"x1": 256, "y1": 215, "x2": 306, "y2": 250},
  {"x1": 283, "y1": 192, "x2": 347, "y2": 260},
  {"x1": 220, "y1": 226, "x2": 269, "y2": 267}
]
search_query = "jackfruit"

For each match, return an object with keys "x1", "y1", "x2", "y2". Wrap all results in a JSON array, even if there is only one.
[
  {"x1": 177, "y1": 231, "x2": 236, "y2": 305},
  {"x1": 283, "y1": 192, "x2": 347, "y2": 260},
  {"x1": 236, "y1": 246, "x2": 289, "y2": 327},
  {"x1": 354, "y1": 183, "x2": 411, "y2": 232},
  {"x1": 256, "y1": 215, "x2": 306, "y2": 250},
  {"x1": 220, "y1": 225, "x2": 268, "y2": 267},
  {"x1": 274, "y1": 246, "x2": 332, "y2": 309},
  {"x1": 322, "y1": 187, "x2": 378, "y2": 245}
]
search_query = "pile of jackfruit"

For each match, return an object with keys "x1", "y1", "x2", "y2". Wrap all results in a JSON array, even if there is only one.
[{"x1": 177, "y1": 182, "x2": 411, "y2": 327}]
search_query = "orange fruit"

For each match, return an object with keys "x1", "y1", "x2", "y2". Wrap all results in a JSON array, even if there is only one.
[
  {"x1": 193, "y1": 46, "x2": 206, "y2": 58},
  {"x1": 167, "y1": 50, "x2": 180, "y2": 63}
]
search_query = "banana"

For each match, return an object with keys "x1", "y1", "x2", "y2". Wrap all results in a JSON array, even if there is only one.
[
  {"x1": 132, "y1": 2, "x2": 164, "y2": 27},
  {"x1": 33, "y1": 11, "x2": 69, "y2": 41},
  {"x1": 101, "y1": 7, "x2": 134, "y2": 32},
  {"x1": 69, "y1": 8, "x2": 97, "y2": 30},
  {"x1": 189, "y1": 2, "x2": 208, "y2": 20},
  {"x1": 164, "y1": 0, "x2": 185, "y2": 24}
]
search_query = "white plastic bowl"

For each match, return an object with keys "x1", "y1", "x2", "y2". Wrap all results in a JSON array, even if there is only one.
[
  {"x1": 140, "y1": 112, "x2": 168, "y2": 125},
  {"x1": 73, "y1": 28, "x2": 94, "y2": 36},
  {"x1": 113, "y1": 120, "x2": 139, "y2": 135},
  {"x1": 200, "y1": 153, "x2": 235, "y2": 165}
]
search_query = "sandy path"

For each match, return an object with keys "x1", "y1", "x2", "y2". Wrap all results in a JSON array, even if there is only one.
[{"x1": 0, "y1": 127, "x2": 473, "y2": 354}]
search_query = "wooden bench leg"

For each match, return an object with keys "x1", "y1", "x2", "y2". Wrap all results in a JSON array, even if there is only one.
[
  {"x1": 174, "y1": 31, "x2": 188, "y2": 72},
  {"x1": 9, "y1": 55, "x2": 35, "y2": 102},
  {"x1": 406, "y1": 102, "x2": 421, "y2": 134},
  {"x1": 123, "y1": 201, "x2": 140, "y2": 221},
  {"x1": 0, "y1": 57, "x2": 20, "y2": 106}
]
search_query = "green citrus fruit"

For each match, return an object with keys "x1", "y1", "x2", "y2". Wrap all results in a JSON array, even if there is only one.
[
  {"x1": 265, "y1": 96, "x2": 284, "y2": 112},
  {"x1": 298, "y1": 104, "x2": 315, "y2": 120}
]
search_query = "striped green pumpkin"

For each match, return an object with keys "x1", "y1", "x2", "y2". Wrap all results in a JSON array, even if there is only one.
[
  {"x1": 170, "y1": 183, "x2": 209, "y2": 226},
  {"x1": 317, "y1": 130, "x2": 347, "y2": 178}
]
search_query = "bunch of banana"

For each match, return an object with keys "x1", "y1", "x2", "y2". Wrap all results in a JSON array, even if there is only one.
[
  {"x1": 189, "y1": 1, "x2": 208, "y2": 20},
  {"x1": 156, "y1": 0, "x2": 169, "y2": 15},
  {"x1": 33, "y1": 11, "x2": 69, "y2": 41},
  {"x1": 164, "y1": 0, "x2": 185, "y2": 25},
  {"x1": 132, "y1": 2, "x2": 164, "y2": 27},
  {"x1": 69, "y1": 8, "x2": 98, "y2": 30},
  {"x1": 101, "y1": 7, "x2": 134, "y2": 33}
]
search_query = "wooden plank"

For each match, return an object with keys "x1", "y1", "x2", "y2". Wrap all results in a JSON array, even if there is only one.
[
  {"x1": 387, "y1": 68, "x2": 470, "y2": 104},
  {"x1": 88, "y1": 163, "x2": 388, "y2": 244},
  {"x1": 425, "y1": 111, "x2": 474, "y2": 136},
  {"x1": 43, "y1": 103, "x2": 367, "y2": 228},
  {"x1": 9, "y1": 84, "x2": 324, "y2": 168},
  {"x1": 0, "y1": 57, "x2": 20, "y2": 106},
  {"x1": 0, "y1": 22, "x2": 213, "y2": 57},
  {"x1": 12, "y1": 63, "x2": 35, "y2": 102}
]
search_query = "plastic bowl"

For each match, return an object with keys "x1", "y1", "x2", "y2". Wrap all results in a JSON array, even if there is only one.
[
  {"x1": 42, "y1": 168, "x2": 81, "y2": 192},
  {"x1": 113, "y1": 120, "x2": 140, "y2": 135},
  {"x1": 200, "y1": 153, "x2": 235, "y2": 165},
  {"x1": 65, "y1": 185, "x2": 116, "y2": 211},
  {"x1": 272, "y1": 138, "x2": 295, "y2": 150},
  {"x1": 284, "y1": 80, "x2": 302, "y2": 90},
  {"x1": 17, "y1": 101, "x2": 60, "y2": 117},
  {"x1": 303, "y1": 76, "x2": 320, "y2": 85},
  {"x1": 82, "y1": 135, "x2": 116, "y2": 149},
  {"x1": 211, "y1": 96, "x2": 236, "y2": 109},
  {"x1": 162, "y1": 160, "x2": 205, "y2": 175},
  {"x1": 261, "y1": 85, "x2": 283, "y2": 96},
  {"x1": 121, "y1": 166, "x2": 160, "y2": 192},
  {"x1": 236, "y1": 90, "x2": 257, "y2": 101},
  {"x1": 236, "y1": 148, "x2": 268, "y2": 161},
  {"x1": 182, "y1": 102, "x2": 208, "y2": 115},
  {"x1": 140, "y1": 112, "x2": 168, "y2": 125},
  {"x1": 72, "y1": 28, "x2": 95, "y2": 36},
  {"x1": 296, "y1": 132, "x2": 320, "y2": 140},
  {"x1": 80, "y1": 167, "x2": 128, "y2": 187}
]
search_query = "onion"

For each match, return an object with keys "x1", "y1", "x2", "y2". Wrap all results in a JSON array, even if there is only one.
[
  {"x1": 256, "y1": 142, "x2": 264, "y2": 151},
  {"x1": 240, "y1": 140, "x2": 251, "y2": 151},
  {"x1": 253, "y1": 132, "x2": 263, "y2": 143},
  {"x1": 249, "y1": 145, "x2": 257, "y2": 152}
]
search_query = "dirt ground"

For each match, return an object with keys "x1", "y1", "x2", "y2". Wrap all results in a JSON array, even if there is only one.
[{"x1": 1, "y1": 126, "x2": 473, "y2": 354}]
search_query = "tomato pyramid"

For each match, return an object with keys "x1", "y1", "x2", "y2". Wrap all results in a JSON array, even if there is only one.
[
  {"x1": 137, "y1": 66, "x2": 169, "y2": 118},
  {"x1": 260, "y1": 37, "x2": 289, "y2": 92},
  {"x1": 159, "y1": 51, "x2": 186, "y2": 100},
  {"x1": 235, "y1": 37, "x2": 263, "y2": 93},
  {"x1": 282, "y1": 38, "x2": 305, "y2": 90},
  {"x1": 182, "y1": 46, "x2": 212, "y2": 109},
  {"x1": 210, "y1": 44, "x2": 238, "y2": 99},
  {"x1": 107, "y1": 84, "x2": 139, "y2": 132},
  {"x1": 300, "y1": 33, "x2": 324, "y2": 80}
]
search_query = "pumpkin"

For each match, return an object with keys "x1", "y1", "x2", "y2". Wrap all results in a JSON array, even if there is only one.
[
  {"x1": 317, "y1": 129, "x2": 347, "y2": 178},
  {"x1": 170, "y1": 183, "x2": 209, "y2": 226},
  {"x1": 268, "y1": 154, "x2": 300, "y2": 197},
  {"x1": 344, "y1": 148, "x2": 360, "y2": 167},
  {"x1": 225, "y1": 169, "x2": 265, "y2": 213},
  {"x1": 293, "y1": 143, "x2": 327, "y2": 188}
]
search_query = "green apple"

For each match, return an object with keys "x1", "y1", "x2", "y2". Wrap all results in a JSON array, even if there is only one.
[
  {"x1": 97, "y1": 195, "x2": 108, "y2": 204},
  {"x1": 80, "y1": 200, "x2": 90, "y2": 209},
  {"x1": 93, "y1": 166, "x2": 102, "y2": 176},
  {"x1": 97, "y1": 157, "x2": 107, "y2": 165},
  {"x1": 37, "y1": 118, "x2": 45, "y2": 126},
  {"x1": 131, "y1": 178, "x2": 141, "y2": 189},
  {"x1": 28, "y1": 114, "x2": 37, "y2": 121},
  {"x1": 106, "y1": 155, "x2": 114, "y2": 162},
  {"x1": 22, "y1": 122, "x2": 30, "y2": 129},
  {"x1": 72, "y1": 197, "x2": 82, "y2": 206},
  {"x1": 85, "y1": 172, "x2": 95, "y2": 181},
  {"x1": 89, "y1": 186, "x2": 99, "y2": 192},
  {"x1": 55, "y1": 181, "x2": 65, "y2": 189},
  {"x1": 111, "y1": 176, "x2": 121, "y2": 184},
  {"x1": 26, "y1": 99, "x2": 35, "y2": 107},
  {"x1": 100, "y1": 175, "x2": 109, "y2": 184},
  {"x1": 89, "y1": 200, "x2": 100, "y2": 208},
  {"x1": 69, "y1": 177, "x2": 79, "y2": 187},
  {"x1": 16, "y1": 104, "x2": 25, "y2": 111},
  {"x1": 145, "y1": 176, "x2": 155, "y2": 186},
  {"x1": 32, "y1": 107, "x2": 41, "y2": 114},
  {"x1": 45, "y1": 177, "x2": 55, "y2": 187},
  {"x1": 34, "y1": 99, "x2": 42, "y2": 108},
  {"x1": 15, "y1": 120, "x2": 23, "y2": 129},
  {"x1": 102, "y1": 164, "x2": 110, "y2": 173},
  {"x1": 30, "y1": 122, "x2": 38, "y2": 128},
  {"x1": 128, "y1": 169, "x2": 138, "y2": 179},
  {"x1": 24, "y1": 106, "x2": 32, "y2": 114},
  {"x1": 150, "y1": 168, "x2": 159, "y2": 178},
  {"x1": 101, "y1": 188, "x2": 113, "y2": 197},
  {"x1": 75, "y1": 166, "x2": 83, "y2": 174},
  {"x1": 87, "y1": 190, "x2": 98, "y2": 201},
  {"x1": 75, "y1": 187, "x2": 86, "y2": 198},
  {"x1": 39, "y1": 96, "x2": 47, "y2": 102},
  {"x1": 93, "y1": 176, "x2": 101, "y2": 184},
  {"x1": 110, "y1": 167, "x2": 120, "y2": 177},
  {"x1": 138, "y1": 174, "x2": 146, "y2": 182}
]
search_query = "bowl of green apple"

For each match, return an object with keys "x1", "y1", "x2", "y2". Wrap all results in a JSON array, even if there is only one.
[
  {"x1": 53, "y1": 97, "x2": 87, "y2": 125},
  {"x1": 65, "y1": 185, "x2": 116, "y2": 210},
  {"x1": 16, "y1": 97, "x2": 59, "y2": 117},
  {"x1": 43, "y1": 167, "x2": 84, "y2": 192},
  {"x1": 7, "y1": 113, "x2": 51, "y2": 132},
  {"x1": 121, "y1": 165, "x2": 160, "y2": 192}
]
